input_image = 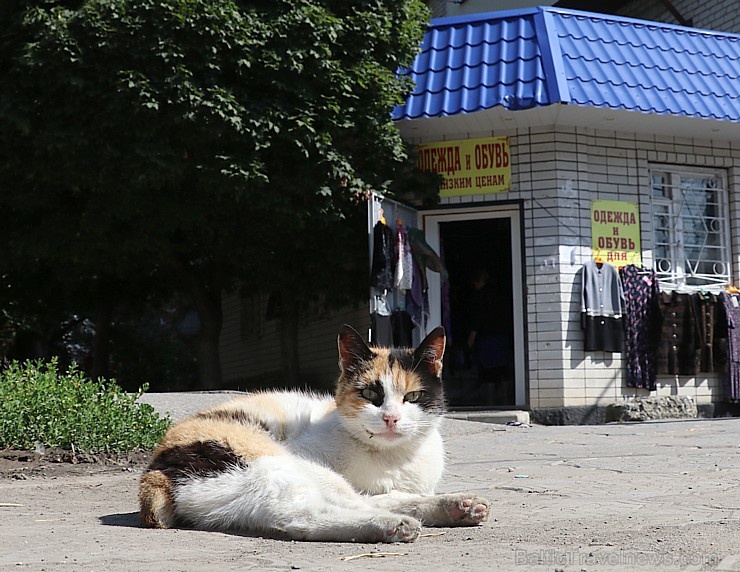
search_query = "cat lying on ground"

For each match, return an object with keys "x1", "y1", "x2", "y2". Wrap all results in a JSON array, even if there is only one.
[{"x1": 139, "y1": 325, "x2": 490, "y2": 543}]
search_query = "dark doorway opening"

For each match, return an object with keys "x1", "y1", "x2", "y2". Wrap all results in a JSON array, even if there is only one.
[{"x1": 441, "y1": 218, "x2": 515, "y2": 409}]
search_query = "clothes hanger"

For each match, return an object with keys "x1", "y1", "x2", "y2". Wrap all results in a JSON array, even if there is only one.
[{"x1": 592, "y1": 248, "x2": 604, "y2": 267}]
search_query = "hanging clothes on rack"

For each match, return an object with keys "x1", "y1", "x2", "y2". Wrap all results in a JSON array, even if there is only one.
[
  {"x1": 691, "y1": 292, "x2": 727, "y2": 373},
  {"x1": 655, "y1": 291, "x2": 697, "y2": 376},
  {"x1": 580, "y1": 259, "x2": 625, "y2": 352},
  {"x1": 370, "y1": 219, "x2": 396, "y2": 290},
  {"x1": 394, "y1": 221, "x2": 413, "y2": 290},
  {"x1": 407, "y1": 228, "x2": 448, "y2": 289},
  {"x1": 620, "y1": 264, "x2": 660, "y2": 390},
  {"x1": 403, "y1": 227, "x2": 448, "y2": 334},
  {"x1": 720, "y1": 291, "x2": 740, "y2": 400}
]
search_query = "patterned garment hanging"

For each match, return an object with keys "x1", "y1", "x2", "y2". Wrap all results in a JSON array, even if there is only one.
[
  {"x1": 620, "y1": 265, "x2": 660, "y2": 390},
  {"x1": 720, "y1": 292, "x2": 740, "y2": 400}
]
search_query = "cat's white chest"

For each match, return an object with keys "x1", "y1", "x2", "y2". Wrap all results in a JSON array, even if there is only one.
[
  {"x1": 341, "y1": 429, "x2": 445, "y2": 495},
  {"x1": 344, "y1": 458, "x2": 408, "y2": 494},
  {"x1": 288, "y1": 407, "x2": 445, "y2": 496}
]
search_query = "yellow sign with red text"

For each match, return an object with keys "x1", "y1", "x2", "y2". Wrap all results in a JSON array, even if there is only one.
[
  {"x1": 417, "y1": 137, "x2": 510, "y2": 197},
  {"x1": 591, "y1": 200, "x2": 642, "y2": 267}
]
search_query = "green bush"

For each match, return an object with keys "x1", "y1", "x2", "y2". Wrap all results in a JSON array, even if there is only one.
[{"x1": 0, "y1": 359, "x2": 171, "y2": 453}]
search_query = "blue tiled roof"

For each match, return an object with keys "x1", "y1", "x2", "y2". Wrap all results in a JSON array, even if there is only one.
[{"x1": 393, "y1": 7, "x2": 740, "y2": 123}]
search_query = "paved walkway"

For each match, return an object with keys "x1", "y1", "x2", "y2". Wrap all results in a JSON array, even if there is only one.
[{"x1": 1, "y1": 392, "x2": 739, "y2": 571}]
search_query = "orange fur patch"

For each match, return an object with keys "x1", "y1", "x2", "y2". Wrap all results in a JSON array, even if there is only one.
[
  {"x1": 139, "y1": 470, "x2": 176, "y2": 528},
  {"x1": 156, "y1": 416, "x2": 284, "y2": 462}
]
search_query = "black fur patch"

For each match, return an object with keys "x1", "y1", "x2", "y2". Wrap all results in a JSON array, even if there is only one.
[
  {"x1": 390, "y1": 347, "x2": 446, "y2": 414},
  {"x1": 147, "y1": 440, "x2": 244, "y2": 480},
  {"x1": 413, "y1": 378, "x2": 446, "y2": 414}
]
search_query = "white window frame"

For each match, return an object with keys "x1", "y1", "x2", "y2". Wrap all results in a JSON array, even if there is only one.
[{"x1": 649, "y1": 165, "x2": 731, "y2": 293}]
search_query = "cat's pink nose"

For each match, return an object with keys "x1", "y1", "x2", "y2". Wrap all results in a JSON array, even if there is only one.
[{"x1": 383, "y1": 413, "x2": 400, "y2": 429}]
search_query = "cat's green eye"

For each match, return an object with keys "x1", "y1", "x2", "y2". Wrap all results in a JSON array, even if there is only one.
[
  {"x1": 404, "y1": 391, "x2": 423, "y2": 403},
  {"x1": 360, "y1": 388, "x2": 381, "y2": 404}
]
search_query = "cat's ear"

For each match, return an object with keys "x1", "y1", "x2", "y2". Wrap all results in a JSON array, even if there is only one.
[
  {"x1": 413, "y1": 326, "x2": 446, "y2": 378},
  {"x1": 337, "y1": 325, "x2": 373, "y2": 374}
]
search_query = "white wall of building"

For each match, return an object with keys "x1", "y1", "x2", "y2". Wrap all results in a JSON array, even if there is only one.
[{"x1": 429, "y1": 124, "x2": 740, "y2": 409}]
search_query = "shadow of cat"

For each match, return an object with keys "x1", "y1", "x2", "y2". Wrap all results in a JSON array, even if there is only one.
[
  {"x1": 99, "y1": 513, "x2": 144, "y2": 528},
  {"x1": 98, "y1": 513, "x2": 285, "y2": 540}
]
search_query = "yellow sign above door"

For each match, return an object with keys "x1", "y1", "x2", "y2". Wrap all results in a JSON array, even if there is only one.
[{"x1": 417, "y1": 136, "x2": 510, "y2": 198}]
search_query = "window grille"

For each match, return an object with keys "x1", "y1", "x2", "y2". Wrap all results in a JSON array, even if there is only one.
[{"x1": 650, "y1": 167, "x2": 730, "y2": 292}]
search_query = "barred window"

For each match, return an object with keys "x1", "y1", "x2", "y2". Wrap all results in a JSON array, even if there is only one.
[{"x1": 650, "y1": 166, "x2": 730, "y2": 292}]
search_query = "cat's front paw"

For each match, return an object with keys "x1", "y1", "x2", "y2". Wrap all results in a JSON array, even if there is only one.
[
  {"x1": 376, "y1": 515, "x2": 422, "y2": 543},
  {"x1": 446, "y1": 495, "x2": 491, "y2": 526}
]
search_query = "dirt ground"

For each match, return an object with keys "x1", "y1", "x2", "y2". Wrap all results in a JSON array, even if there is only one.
[
  {"x1": 1, "y1": 394, "x2": 740, "y2": 571},
  {"x1": 0, "y1": 448, "x2": 151, "y2": 481}
]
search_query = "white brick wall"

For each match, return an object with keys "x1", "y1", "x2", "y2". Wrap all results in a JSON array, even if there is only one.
[{"x1": 438, "y1": 124, "x2": 740, "y2": 409}]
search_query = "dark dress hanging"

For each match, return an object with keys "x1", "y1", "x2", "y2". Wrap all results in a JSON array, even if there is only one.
[
  {"x1": 371, "y1": 313, "x2": 393, "y2": 347},
  {"x1": 620, "y1": 265, "x2": 660, "y2": 390},
  {"x1": 690, "y1": 292, "x2": 727, "y2": 373},
  {"x1": 391, "y1": 310, "x2": 414, "y2": 348},
  {"x1": 370, "y1": 221, "x2": 396, "y2": 290},
  {"x1": 655, "y1": 291, "x2": 697, "y2": 376}
]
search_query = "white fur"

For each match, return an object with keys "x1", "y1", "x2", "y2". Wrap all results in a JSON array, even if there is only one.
[
  {"x1": 285, "y1": 391, "x2": 445, "y2": 494},
  {"x1": 167, "y1": 390, "x2": 488, "y2": 542},
  {"x1": 175, "y1": 455, "x2": 420, "y2": 541}
]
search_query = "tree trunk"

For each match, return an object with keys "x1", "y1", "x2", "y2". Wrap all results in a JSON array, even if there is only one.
[
  {"x1": 186, "y1": 266, "x2": 224, "y2": 390},
  {"x1": 278, "y1": 288, "x2": 301, "y2": 387},
  {"x1": 91, "y1": 301, "x2": 112, "y2": 381}
]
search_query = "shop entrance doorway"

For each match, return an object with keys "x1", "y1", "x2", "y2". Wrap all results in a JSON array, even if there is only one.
[{"x1": 424, "y1": 207, "x2": 525, "y2": 409}]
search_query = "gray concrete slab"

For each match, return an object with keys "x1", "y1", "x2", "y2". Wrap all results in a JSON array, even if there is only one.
[{"x1": 1, "y1": 392, "x2": 739, "y2": 571}]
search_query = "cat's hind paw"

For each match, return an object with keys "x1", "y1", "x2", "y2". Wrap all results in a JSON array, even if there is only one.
[{"x1": 446, "y1": 495, "x2": 491, "y2": 526}]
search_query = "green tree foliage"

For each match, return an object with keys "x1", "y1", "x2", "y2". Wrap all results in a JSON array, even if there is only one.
[{"x1": 0, "y1": 0, "x2": 435, "y2": 387}]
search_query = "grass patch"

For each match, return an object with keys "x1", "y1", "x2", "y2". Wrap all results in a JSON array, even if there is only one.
[{"x1": 0, "y1": 359, "x2": 171, "y2": 453}]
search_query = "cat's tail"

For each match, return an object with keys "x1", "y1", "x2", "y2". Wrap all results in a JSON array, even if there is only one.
[{"x1": 139, "y1": 470, "x2": 176, "y2": 528}]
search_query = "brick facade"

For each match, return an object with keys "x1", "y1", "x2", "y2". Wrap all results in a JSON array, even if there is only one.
[{"x1": 431, "y1": 126, "x2": 740, "y2": 409}]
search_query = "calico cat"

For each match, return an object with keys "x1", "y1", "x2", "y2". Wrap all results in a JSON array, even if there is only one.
[{"x1": 139, "y1": 325, "x2": 490, "y2": 543}]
